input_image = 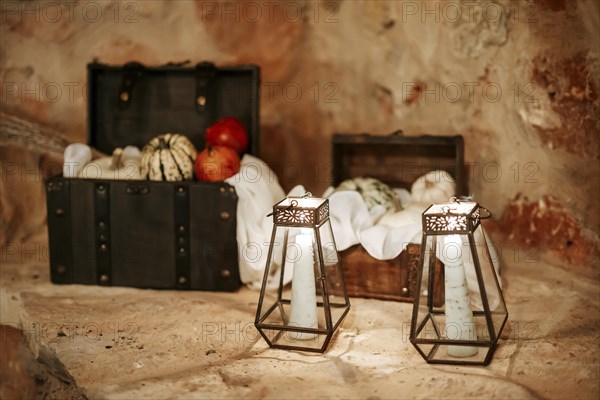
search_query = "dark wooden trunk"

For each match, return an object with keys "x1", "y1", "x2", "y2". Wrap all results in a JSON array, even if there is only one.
[{"x1": 46, "y1": 62, "x2": 260, "y2": 291}]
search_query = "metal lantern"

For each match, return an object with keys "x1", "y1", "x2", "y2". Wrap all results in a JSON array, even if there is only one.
[
  {"x1": 255, "y1": 194, "x2": 350, "y2": 352},
  {"x1": 410, "y1": 198, "x2": 508, "y2": 365}
]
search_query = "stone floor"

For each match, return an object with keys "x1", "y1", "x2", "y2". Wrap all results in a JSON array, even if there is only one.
[{"x1": 1, "y1": 257, "x2": 598, "y2": 399}]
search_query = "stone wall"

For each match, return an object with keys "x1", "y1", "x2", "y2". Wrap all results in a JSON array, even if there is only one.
[{"x1": 1, "y1": 0, "x2": 598, "y2": 273}]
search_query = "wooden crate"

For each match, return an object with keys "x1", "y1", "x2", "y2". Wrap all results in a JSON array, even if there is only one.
[
  {"x1": 332, "y1": 132, "x2": 467, "y2": 302},
  {"x1": 341, "y1": 243, "x2": 445, "y2": 304}
]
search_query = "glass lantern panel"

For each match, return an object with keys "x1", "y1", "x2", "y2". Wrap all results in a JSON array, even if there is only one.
[
  {"x1": 259, "y1": 327, "x2": 329, "y2": 352},
  {"x1": 428, "y1": 344, "x2": 491, "y2": 364},
  {"x1": 412, "y1": 235, "x2": 443, "y2": 341},
  {"x1": 436, "y1": 234, "x2": 489, "y2": 347},
  {"x1": 257, "y1": 226, "x2": 328, "y2": 335},
  {"x1": 470, "y1": 226, "x2": 508, "y2": 341},
  {"x1": 315, "y1": 221, "x2": 350, "y2": 331},
  {"x1": 256, "y1": 225, "x2": 287, "y2": 327},
  {"x1": 413, "y1": 343, "x2": 436, "y2": 360},
  {"x1": 413, "y1": 233, "x2": 495, "y2": 362}
]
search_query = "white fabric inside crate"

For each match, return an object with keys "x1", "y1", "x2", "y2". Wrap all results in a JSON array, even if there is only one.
[{"x1": 321, "y1": 185, "x2": 502, "y2": 306}]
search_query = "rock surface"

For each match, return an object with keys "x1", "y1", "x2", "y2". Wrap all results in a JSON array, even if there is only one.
[
  {"x1": 1, "y1": 257, "x2": 598, "y2": 399},
  {"x1": 1, "y1": 0, "x2": 599, "y2": 271}
]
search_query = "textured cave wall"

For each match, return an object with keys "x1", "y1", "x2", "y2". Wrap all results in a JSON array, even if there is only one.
[{"x1": 0, "y1": 0, "x2": 598, "y2": 273}]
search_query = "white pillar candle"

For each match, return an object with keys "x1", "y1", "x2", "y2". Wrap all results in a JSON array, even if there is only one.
[
  {"x1": 443, "y1": 234, "x2": 478, "y2": 357},
  {"x1": 288, "y1": 229, "x2": 318, "y2": 340}
]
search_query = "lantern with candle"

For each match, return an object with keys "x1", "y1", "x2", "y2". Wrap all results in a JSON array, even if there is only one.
[
  {"x1": 409, "y1": 198, "x2": 508, "y2": 365},
  {"x1": 255, "y1": 194, "x2": 350, "y2": 352}
]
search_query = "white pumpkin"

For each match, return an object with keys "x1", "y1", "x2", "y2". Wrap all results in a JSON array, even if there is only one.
[
  {"x1": 78, "y1": 148, "x2": 141, "y2": 180},
  {"x1": 334, "y1": 177, "x2": 400, "y2": 214},
  {"x1": 140, "y1": 133, "x2": 197, "y2": 181},
  {"x1": 410, "y1": 170, "x2": 456, "y2": 204}
]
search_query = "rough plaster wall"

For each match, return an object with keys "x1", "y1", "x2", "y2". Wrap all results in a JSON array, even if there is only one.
[{"x1": 0, "y1": 0, "x2": 598, "y2": 273}]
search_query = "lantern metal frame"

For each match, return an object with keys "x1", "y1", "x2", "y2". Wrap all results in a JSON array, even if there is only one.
[
  {"x1": 254, "y1": 195, "x2": 351, "y2": 353},
  {"x1": 409, "y1": 198, "x2": 508, "y2": 366}
]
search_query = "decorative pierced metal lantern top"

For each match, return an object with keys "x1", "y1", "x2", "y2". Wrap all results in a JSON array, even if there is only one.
[
  {"x1": 422, "y1": 200, "x2": 484, "y2": 234},
  {"x1": 272, "y1": 196, "x2": 329, "y2": 227}
]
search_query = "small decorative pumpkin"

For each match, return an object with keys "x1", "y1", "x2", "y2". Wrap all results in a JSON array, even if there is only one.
[
  {"x1": 333, "y1": 177, "x2": 399, "y2": 214},
  {"x1": 78, "y1": 148, "x2": 140, "y2": 180},
  {"x1": 411, "y1": 170, "x2": 456, "y2": 204},
  {"x1": 140, "y1": 133, "x2": 197, "y2": 181}
]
